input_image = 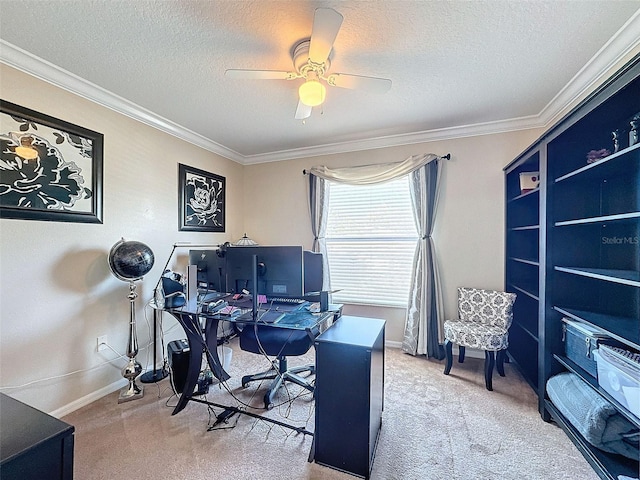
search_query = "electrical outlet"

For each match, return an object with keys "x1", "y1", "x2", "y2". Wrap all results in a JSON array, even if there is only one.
[{"x1": 97, "y1": 335, "x2": 107, "y2": 352}]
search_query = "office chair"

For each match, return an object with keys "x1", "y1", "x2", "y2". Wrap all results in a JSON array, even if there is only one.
[
  {"x1": 240, "y1": 324, "x2": 317, "y2": 408},
  {"x1": 239, "y1": 251, "x2": 324, "y2": 409},
  {"x1": 443, "y1": 287, "x2": 517, "y2": 390}
]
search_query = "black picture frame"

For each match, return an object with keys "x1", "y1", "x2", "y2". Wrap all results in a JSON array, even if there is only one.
[
  {"x1": 0, "y1": 100, "x2": 104, "y2": 223},
  {"x1": 178, "y1": 163, "x2": 225, "y2": 232}
]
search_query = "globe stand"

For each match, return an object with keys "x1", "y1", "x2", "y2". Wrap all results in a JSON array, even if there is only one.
[{"x1": 118, "y1": 281, "x2": 144, "y2": 403}]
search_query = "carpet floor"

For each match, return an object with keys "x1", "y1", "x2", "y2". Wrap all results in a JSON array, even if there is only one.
[{"x1": 63, "y1": 339, "x2": 599, "y2": 479}]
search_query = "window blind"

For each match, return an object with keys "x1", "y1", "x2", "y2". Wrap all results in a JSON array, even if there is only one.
[{"x1": 325, "y1": 176, "x2": 417, "y2": 307}]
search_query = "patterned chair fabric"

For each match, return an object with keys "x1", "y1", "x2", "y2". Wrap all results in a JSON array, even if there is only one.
[
  {"x1": 444, "y1": 287, "x2": 517, "y2": 351},
  {"x1": 443, "y1": 321, "x2": 510, "y2": 351},
  {"x1": 443, "y1": 287, "x2": 517, "y2": 391}
]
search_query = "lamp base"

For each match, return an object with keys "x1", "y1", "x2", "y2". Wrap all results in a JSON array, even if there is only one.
[{"x1": 140, "y1": 367, "x2": 169, "y2": 384}]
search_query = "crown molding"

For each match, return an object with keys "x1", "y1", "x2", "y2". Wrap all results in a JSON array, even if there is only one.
[
  {"x1": 537, "y1": 9, "x2": 640, "y2": 129},
  {"x1": 240, "y1": 114, "x2": 543, "y2": 164},
  {"x1": 0, "y1": 40, "x2": 246, "y2": 163},
  {"x1": 2, "y1": 7, "x2": 639, "y2": 167}
]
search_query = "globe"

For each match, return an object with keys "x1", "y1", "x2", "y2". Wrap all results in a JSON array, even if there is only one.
[{"x1": 108, "y1": 239, "x2": 155, "y2": 282}]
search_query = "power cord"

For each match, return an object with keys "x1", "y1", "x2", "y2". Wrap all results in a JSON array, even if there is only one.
[
  {"x1": 162, "y1": 305, "x2": 315, "y2": 433},
  {"x1": 0, "y1": 342, "x2": 128, "y2": 391}
]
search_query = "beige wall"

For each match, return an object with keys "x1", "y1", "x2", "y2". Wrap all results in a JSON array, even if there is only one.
[
  {"x1": 242, "y1": 130, "x2": 543, "y2": 344},
  {"x1": 0, "y1": 63, "x2": 543, "y2": 415},
  {"x1": 0, "y1": 65, "x2": 243, "y2": 414}
]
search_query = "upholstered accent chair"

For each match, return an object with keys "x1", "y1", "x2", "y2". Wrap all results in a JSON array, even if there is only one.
[{"x1": 443, "y1": 287, "x2": 517, "y2": 390}]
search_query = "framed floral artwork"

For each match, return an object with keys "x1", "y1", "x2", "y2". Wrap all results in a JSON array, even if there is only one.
[
  {"x1": 178, "y1": 163, "x2": 225, "y2": 232},
  {"x1": 0, "y1": 100, "x2": 103, "y2": 223}
]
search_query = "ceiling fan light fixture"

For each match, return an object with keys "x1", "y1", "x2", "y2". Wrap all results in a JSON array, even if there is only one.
[
  {"x1": 227, "y1": 9, "x2": 391, "y2": 119},
  {"x1": 299, "y1": 79, "x2": 326, "y2": 107}
]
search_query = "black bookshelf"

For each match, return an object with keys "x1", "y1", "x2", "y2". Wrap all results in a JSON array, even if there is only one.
[{"x1": 504, "y1": 53, "x2": 640, "y2": 479}]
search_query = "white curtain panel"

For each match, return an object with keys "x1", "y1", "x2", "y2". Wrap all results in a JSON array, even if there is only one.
[
  {"x1": 308, "y1": 173, "x2": 331, "y2": 291},
  {"x1": 402, "y1": 159, "x2": 445, "y2": 357}
]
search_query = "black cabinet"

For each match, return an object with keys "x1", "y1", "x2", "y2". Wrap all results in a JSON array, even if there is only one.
[
  {"x1": 314, "y1": 315, "x2": 385, "y2": 479},
  {"x1": 504, "y1": 53, "x2": 640, "y2": 479},
  {"x1": 0, "y1": 393, "x2": 74, "y2": 480}
]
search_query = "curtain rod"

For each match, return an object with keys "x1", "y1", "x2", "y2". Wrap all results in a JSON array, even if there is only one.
[{"x1": 302, "y1": 153, "x2": 451, "y2": 175}]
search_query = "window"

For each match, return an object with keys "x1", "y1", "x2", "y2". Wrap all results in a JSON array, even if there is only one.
[{"x1": 325, "y1": 176, "x2": 417, "y2": 307}]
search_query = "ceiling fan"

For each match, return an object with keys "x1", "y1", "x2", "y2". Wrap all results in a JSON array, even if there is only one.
[{"x1": 225, "y1": 8, "x2": 392, "y2": 120}]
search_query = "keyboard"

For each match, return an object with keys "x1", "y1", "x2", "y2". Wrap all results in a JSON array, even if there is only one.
[{"x1": 267, "y1": 297, "x2": 305, "y2": 305}]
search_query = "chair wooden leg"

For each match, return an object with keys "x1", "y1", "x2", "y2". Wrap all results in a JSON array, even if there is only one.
[
  {"x1": 496, "y1": 349, "x2": 506, "y2": 377},
  {"x1": 444, "y1": 339, "x2": 453, "y2": 375},
  {"x1": 484, "y1": 351, "x2": 495, "y2": 391},
  {"x1": 458, "y1": 345, "x2": 466, "y2": 363}
]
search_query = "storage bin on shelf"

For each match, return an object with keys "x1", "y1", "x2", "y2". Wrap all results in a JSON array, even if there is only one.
[
  {"x1": 518, "y1": 171, "x2": 539, "y2": 193},
  {"x1": 594, "y1": 345, "x2": 640, "y2": 421},
  {"x1": 562, "y1": 318, "x2": 620, "y2": 378}
]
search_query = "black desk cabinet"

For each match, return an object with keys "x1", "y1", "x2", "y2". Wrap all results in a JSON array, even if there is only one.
[
  {"x1": 314, "y1": 315, "x2": 385, "y2": 479},
  {"x1": 0, "y1": 393, "x2": 74, "y2": 480}
]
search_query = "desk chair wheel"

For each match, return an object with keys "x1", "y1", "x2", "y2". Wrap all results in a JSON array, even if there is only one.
[
  {"x1": 241, "y1": 358, "x2": 315, "y2": 409},
  {"x1": 239, "y1": 322, "x2": 318, "y2": 408}
]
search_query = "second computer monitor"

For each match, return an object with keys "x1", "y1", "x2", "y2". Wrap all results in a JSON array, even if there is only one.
[
  {"x1": 225, "y1": 245, "x2": 304, "y2": 298},
  {"x1": 188, "y1": 249, "x2": 226, "y2": 293}
]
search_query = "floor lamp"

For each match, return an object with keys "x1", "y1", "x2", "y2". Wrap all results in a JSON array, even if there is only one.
[
  {"x1": 140, "y1": 306, "x2": 168, "y2": 383},
  {"x1": 141, "y1": 242, "x2": 223, "y2": 383}
]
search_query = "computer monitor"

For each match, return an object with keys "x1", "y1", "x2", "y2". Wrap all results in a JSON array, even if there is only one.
[
  {"x1": 225, "y1": 245, "x2": 304, "y2": 298},
  {"x1": 188, "y1": 249, "x2": 226, "y2": 293},
  {"x1": 303, "y1": 250, "x2": 323, "y2": 295}
]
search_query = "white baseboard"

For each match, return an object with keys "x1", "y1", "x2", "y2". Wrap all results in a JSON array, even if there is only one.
[
  {"x1": 50, "y1": 378, "x2": 127, "y2": 418},
  {"x1": 50, "y1": 343, "x2": 483, "y2": 418},
  {"x1": 384, "y1": 340, "x2": 483, "y2": 359},
  {"x1": 459, "y1": 348, "x2": 484, "y2": 359}
]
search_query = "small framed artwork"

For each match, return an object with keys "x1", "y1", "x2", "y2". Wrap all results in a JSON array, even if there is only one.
[
  {"x1": 178, "y1": 163, "x2": 225, "y2": 232},
  {"x1": 0, "y1": 100, "x2": 103, "y2": 223}
]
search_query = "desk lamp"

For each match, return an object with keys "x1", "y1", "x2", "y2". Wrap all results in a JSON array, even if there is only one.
[
  {"x1": 141, "y1": 242, "x2": 226, "y2": 384},
  {"x1": 235, "y1": 233, "x2": 257, "y2": 246}
]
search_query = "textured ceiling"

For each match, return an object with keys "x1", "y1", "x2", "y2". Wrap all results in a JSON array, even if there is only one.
[{"x1": 1, "y1": 1, "x2": 639, "y2": 163}]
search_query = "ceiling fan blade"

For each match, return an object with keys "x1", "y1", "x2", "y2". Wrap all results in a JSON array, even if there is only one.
[
  {"x1": 327, "y1": 73, "x2": 392, "y2": 94},
  {"x1": 309, "y1": 8, "x2": 343, "y2": 64},
  {"x1": 295, "y1": 100, "x2": 312, "y2": 120},
  {"x1": 225, "y1": 69, "x2": 296, "y2": 80}
]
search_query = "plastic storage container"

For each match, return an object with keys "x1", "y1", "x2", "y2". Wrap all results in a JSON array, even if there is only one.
[
  {"x1": 518, "y1": 171, "x2": 539, "y2": 193},
  {"x1": 594, "y1": 345, "x2": 640, "y2": 421},
  {"x1": 562, "y1": 318, "x2": 616, "y2": 378}
]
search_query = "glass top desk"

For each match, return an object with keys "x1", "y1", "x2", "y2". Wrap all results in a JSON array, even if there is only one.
[{"x1": 165, "y1": 299, "x2": 335, "y2": 415}]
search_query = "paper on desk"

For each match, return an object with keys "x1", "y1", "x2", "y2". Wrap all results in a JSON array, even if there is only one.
[{"x1": 219, "y1": 305, "x2": 241, "y2": 316}]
